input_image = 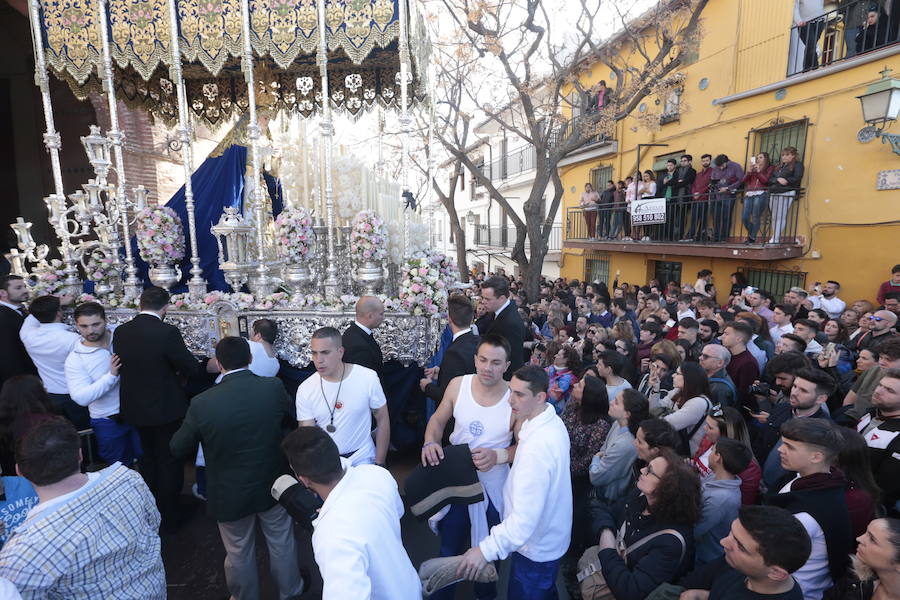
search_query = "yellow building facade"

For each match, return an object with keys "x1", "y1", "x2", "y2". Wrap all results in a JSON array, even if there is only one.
[{"x1": 559, "y1": 0, "x2": 900, "y2": 304}]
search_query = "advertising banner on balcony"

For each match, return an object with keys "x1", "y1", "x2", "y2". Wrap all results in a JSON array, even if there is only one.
[{"x1": 631, "y1": 198, "x2": 666, "y2": 225}]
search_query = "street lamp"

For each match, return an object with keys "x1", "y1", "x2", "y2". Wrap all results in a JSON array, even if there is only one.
[{"x1": 856, "y1": 68, "x2": 900, "y2": 155}]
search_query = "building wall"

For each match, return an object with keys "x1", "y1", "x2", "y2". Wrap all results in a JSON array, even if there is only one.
[{"x1": 559, "y1": 0, "x2": 900, "y2": 305}]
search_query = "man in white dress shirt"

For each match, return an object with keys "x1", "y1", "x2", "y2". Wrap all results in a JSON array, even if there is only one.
[
  {"x1": 458, "y1": 364, "x2": 572, "y2": 599},
  {"x1": 247, "y1": 318, "x2": 280, "y2": 377},
  {"x1": 281, "y1": 426, "x2": 420, "y2": 599},
  {"x1": 808, "y1": 281, "x2": 846, "y2": 319},
  {"x1": 296, "y1": 327, "x2": 390, "y2": 466},
  {"x1": 19, "y1": 295, "x2": 88, "y2": 430}
]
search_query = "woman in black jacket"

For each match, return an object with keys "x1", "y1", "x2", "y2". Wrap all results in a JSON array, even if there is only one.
[
  {"x1": 767, "y1": 146, "x2": 804, "y2": 244},
  {"x1": 590, "y1": 448, "x2": 702, "y2": 600}
]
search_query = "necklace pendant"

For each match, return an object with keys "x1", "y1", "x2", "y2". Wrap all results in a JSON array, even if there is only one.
[
  {"x1": 326, "y1": 424, "x2": 337, "y2": 433},
  {"x1": 335, "y1": 401, "x2": 343, "y2": 410}
]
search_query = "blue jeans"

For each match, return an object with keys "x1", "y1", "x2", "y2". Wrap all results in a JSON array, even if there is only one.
[
  {"x1": 432, "y1": 500, "x2": 501, "y2": 600},
  {"x1": 508, "y1": 552, "x2": 561, "y2": 600},
  {"x1": 91, "y1": 417, "x2": 142, "y2": 466},
  {"x1": 712, "y1": 192, "x2": 735, "y2": 242},
  {"x1": 741, "y1": 192, "x2": 768, "y2": 241},
  {"x1": 608, "y1": 210, "x2": 624, "y2": 238}
]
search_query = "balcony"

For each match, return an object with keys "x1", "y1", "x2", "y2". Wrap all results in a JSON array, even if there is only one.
[
  {"x1": 787, "y1": 0, "x2": 900, "y2": 77},
  {"x1": 549, "y1": 112, "x2": 614, "y2": 150},
  {"x1": 474, "y1": 223, "x2": 562, "y2": 253},
  {"x1": 564, "y1": 189, "x2": 805, "y2": 260}
]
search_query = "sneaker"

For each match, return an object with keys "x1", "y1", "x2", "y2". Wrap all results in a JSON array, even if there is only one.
[
  {"x1": 641, "y1": 236, "x2": 651, "y2": 242},
  {"x1": 191, "y1": 483, "x2": 207, "y2": 501},
  {"x1": 622, "y1": 236, "x2": 633, "y2": 241},
  {"x1": 679, "y1": 238, "x2": 694, "y2": 242},
  {"x1": 744, "y1": 238, "x2": 755, "y2": 245}
]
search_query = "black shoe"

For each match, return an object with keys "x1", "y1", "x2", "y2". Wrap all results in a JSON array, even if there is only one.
[{"x1": 744, "y1": 238, "x2": 755, "y2": 245}]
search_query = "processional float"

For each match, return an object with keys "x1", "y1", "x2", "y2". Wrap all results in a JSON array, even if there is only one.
[{"x1": 8, "y1": 0, "x2": 448, "y2": 365}]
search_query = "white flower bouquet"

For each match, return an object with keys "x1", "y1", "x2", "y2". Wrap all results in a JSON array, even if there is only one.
[
  {"x1": 274, "y1": 207, "x2": 315, "y2": 262},
  {"x1": 134, "y1": 206, "x2": 185, "y2": 266},
  {"x1": 349, "y1": 210, "x2": 387, "y2": 264},
  {"x1": 398, "y1": 255, "x2": 448, "y2": 316}
]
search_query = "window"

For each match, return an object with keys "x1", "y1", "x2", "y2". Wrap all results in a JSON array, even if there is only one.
[
  {"x1": 652, "y1": 151, "x2": 685, "y2": 178},
  {"x1": 654, "y1": 261, "x2": 682, "y2": 286},
  {"x1": 739, "y1": 267, "x2": 806, "y2": 301},
  {"x1": 660, "y1": 89, "x2": 682, "y2": 124},
  {"x1": 753, "y1": 119, "x2": 808, "y2": 162},
  {"x1": 584, "y1": 251, "x2": 610, "y2": 285},
  {"x1": 590, "y1": 165, "x2": 613, "y2": 193}
]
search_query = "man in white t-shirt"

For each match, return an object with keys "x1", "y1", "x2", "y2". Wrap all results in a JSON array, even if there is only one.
[{"x1": 296, "y1": 327, "x2": 390, "y2": 466}]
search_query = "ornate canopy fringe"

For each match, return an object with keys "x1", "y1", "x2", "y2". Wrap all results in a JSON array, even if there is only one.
[{"x1": 39, "y1": 0, "x2": 428, "y2": 124}]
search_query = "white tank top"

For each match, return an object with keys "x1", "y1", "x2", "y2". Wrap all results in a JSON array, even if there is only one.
[{"x1": 449, "y1": 374, "x2": 513, "y2": 450}]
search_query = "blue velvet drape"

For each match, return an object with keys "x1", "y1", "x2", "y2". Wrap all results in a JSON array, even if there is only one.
[{"x1": 132, "y1": 144, "x2": 283, "y2": 292}]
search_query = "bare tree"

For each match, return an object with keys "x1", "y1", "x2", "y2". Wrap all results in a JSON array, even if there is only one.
[{"x1": 428, "y1": 0, "x2": 708, "y2": 300}]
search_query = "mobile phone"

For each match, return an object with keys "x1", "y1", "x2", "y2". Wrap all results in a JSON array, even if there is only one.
[
  {"x1": 750, "y1": 156, "x2": 756, "y2": 165},
  {"x1": 665, "y1": 319, "x2": 675, "y2": 328},
  {"x1": 824, "y1": 342, "x2": 836, "y2": 357}
]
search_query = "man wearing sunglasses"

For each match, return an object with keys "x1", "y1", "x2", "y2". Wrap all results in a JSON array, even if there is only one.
[{"x1": 853, "y1": 310, "x2": 898, "y2": 357}]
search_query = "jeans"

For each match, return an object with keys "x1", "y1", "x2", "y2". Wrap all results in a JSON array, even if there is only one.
[
  {"x1": 712, "y1": 192, "x2": 735, "y2": 242},
  {"x1": 688, "y1": 199, "x2": 709, "y2": 240},
  {"x1": 508, "y1": 552, "x2": 561, "y2": 600},
  {"x1": 608, "y1": 210, "x2": 624, "y2": 238},
  {"x1": 91, "y1": 416, "x2": 142, "y2": 465},
  {"x1": 844, "y1": 27, "x2": 859, "y2": 57},
  {"x1": 798, "y1": 19, "x2": 825, "y2": 70},
  {"x1": 768, "y1": 191, "x2": 796, "y2": 242},
  {"x1": 583, "y1": 209, "x2": 597, "y2": 238},
  {"x1": 741, "y1": 192, "x2": 768, "y2": 241},
  {"x1": 432, "y1": 501, "x2": 501, "y2": 600}
]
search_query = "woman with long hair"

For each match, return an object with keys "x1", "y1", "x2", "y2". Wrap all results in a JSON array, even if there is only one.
[
  {"x1": 826, "y1": 518, "x2": 900, "y2": 600},
  {"x1": 835, "y1": 427, "x2": 880, "y2": 539},
  {"x1": 612, "y1": 320, "x2": 636, "y2": 344},
  {"x1": 0, "y1": 375, "x2": 55, "y2": 476},
  {"x1": 590, "y1": 448, "x2": 701, "y2": 600},
  {"x1": 738, "y1": 151, "x2": 774, "y2": 244},
  {"x1": 820, "y1": 319, "x2": 856, "y2": 376},
  {"x1": 590, "y1": 389, "x2": 650, "y2": 503},
  {"x1": 692, "y1": 406, "x2": 762, "y2": 504},
  {"x1": 729, "y1": 272, "x2": 749, "y2": 302},
  {"x1": 614, "y1": 338, "x2": 639, "y2": 386},
  {"x1": 656, "y1": 361, "x2": 713, "y2": 456},
  {"x1": 563, "y1": 375, "x2": 611, "y2": 577},
  {"x1": 857, "y1": 348, "x2": 880, "y2": 375},
  {"x1": 545, "y1": 344, "x2": 581, "y2": 414}
]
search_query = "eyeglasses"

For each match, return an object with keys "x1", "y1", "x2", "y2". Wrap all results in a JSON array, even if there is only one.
[
  {"x1": 699, "y1": 353, "x2": 716, "y2": 360},
  {"x1": 644, "y1": 464, "x2": 662, "y2": 480},
  {"x1": 869, "y1": 316, "x2": 885, "y2": 322}
]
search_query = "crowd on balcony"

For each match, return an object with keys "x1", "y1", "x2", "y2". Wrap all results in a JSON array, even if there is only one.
[
  {"x1": 579, "y1": 145, "x2": 805, "y2": 245},
  {"x1": 794, "y1": 0, "x2": 900, "y2": 73}
]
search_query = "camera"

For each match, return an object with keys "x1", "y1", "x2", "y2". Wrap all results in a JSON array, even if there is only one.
[{"x1": 749, "y1": 382, "x2": 771, "y2": 397}]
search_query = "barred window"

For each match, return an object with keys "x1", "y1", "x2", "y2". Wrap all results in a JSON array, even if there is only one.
[
  {"x1": 739, "y1": 267, "x2": 807, "y2": 300},
  {"x1": 585, "y1": 251, "x2": 610, "y2": 286},
  {"x1": 753, "y1": 119, "x2": 808, "y2": 162}
]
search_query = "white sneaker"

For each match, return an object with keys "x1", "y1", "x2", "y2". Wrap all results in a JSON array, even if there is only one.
[
  {"x1": 622, "y1": 236, "x2": 633, "y2": 241},
  {"x1": 191, "y1": 483, "x2": 207, "y2": 501},
  {"x1": 641, "y1": 236, "x2": 651, "y2": 242}
]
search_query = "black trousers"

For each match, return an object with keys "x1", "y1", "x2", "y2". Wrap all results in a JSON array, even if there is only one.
[
  {"x1": 136, "y1": 420, "x2": 184, "y2": 521},
  {"x1": 47, "y1": 392, "x2": 90, "y2": 431}
]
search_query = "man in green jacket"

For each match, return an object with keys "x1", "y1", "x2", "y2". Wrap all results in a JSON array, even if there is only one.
[{"x1": 171, "y1": 336, "x2": 304, "y2": 599}]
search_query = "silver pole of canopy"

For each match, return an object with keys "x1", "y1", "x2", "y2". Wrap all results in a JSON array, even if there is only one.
[
  {"x1": 166, "y1": 0, "x2": 207, "y2": 298},
  {"x1": 240, "y1": 0, "x2": 276, "y2": 297},
  {"x1": 26, "y1": 0, "x2": 81, "y2": 295},
  {"x1": 399, "y1": 0, "x2": 412, "y2": 259},
  {"x1": 316, "y1": 0, "x2": 340, "y2": 300},
  {"x1": 97, "y1": 0, "x2": 141, "y2": 299}
]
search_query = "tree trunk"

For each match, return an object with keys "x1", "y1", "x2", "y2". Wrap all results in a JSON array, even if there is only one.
[{"x1": 451, "y1": 224, "x2": 469, "y2": 283}]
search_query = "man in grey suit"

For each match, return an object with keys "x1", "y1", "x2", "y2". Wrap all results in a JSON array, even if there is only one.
[{"x1": 171, "y1": 337, "x2": 304, "y2": 599}]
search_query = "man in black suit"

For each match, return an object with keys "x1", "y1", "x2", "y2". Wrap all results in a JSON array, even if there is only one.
[
  {"x1": 480, "y1": 276, "x2": 525, "y2": 380},
  {"x1": 113, "y1": 286, "x2": 216, "y2": 529},
  {"x1": 342, "y1": 296, "x2": 385, "y2": 377},
  {"x1": 170, "y1": 337, "x2": 305, "y2": 598},
  {"x1": 420, "y1": 294, "x2": 479, "y2": 406},
  {"x1": 0, "y1": 275, "x2": 36, "y2": 386}
]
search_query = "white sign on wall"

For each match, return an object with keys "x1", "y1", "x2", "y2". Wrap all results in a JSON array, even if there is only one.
[{"x1": 876, "y1": 169, "x2": 900, "y2": 190}]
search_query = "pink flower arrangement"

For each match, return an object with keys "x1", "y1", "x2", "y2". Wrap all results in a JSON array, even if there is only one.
[
  {"x1": 274, "y1": 208, "x2": 315, "y2": 262},
  {"x1": 349, "y1": 210, "x2": 387, "y2": 264},
  {"x1": 134, "y1": 206, "x2": 185, "y2": 266},
  {"x1": 398, "y1": 255, "x2": 448, "y2": 316},
  {"x1": 84, "y1": 249, "x2": 119, "y2": 285}
]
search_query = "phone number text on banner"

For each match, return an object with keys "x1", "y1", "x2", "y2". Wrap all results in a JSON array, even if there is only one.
[{"x1": 631, "y1": 198, "x2": 667, "y2": 225}]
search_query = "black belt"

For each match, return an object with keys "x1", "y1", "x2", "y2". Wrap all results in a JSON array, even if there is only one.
[{"x1": 340, "y1": 448, "x2": 360, "y2": 459}]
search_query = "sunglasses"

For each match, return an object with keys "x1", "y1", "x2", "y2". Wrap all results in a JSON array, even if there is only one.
[{"x1": 869, "y1": 316, "x2": 885, "y2": 322}]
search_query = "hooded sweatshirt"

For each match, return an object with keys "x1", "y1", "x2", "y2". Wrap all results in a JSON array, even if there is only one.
[{"x1": 767, "y1": 469, "x2": 854, "y2": 600}]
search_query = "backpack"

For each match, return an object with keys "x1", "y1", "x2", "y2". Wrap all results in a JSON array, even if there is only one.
[
  {"x1": 709, "y1": 376, "x2": 737, "y2": 407},
  {"x1": 675, "y1": 395, "x2": 714, "y2": 456}
]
